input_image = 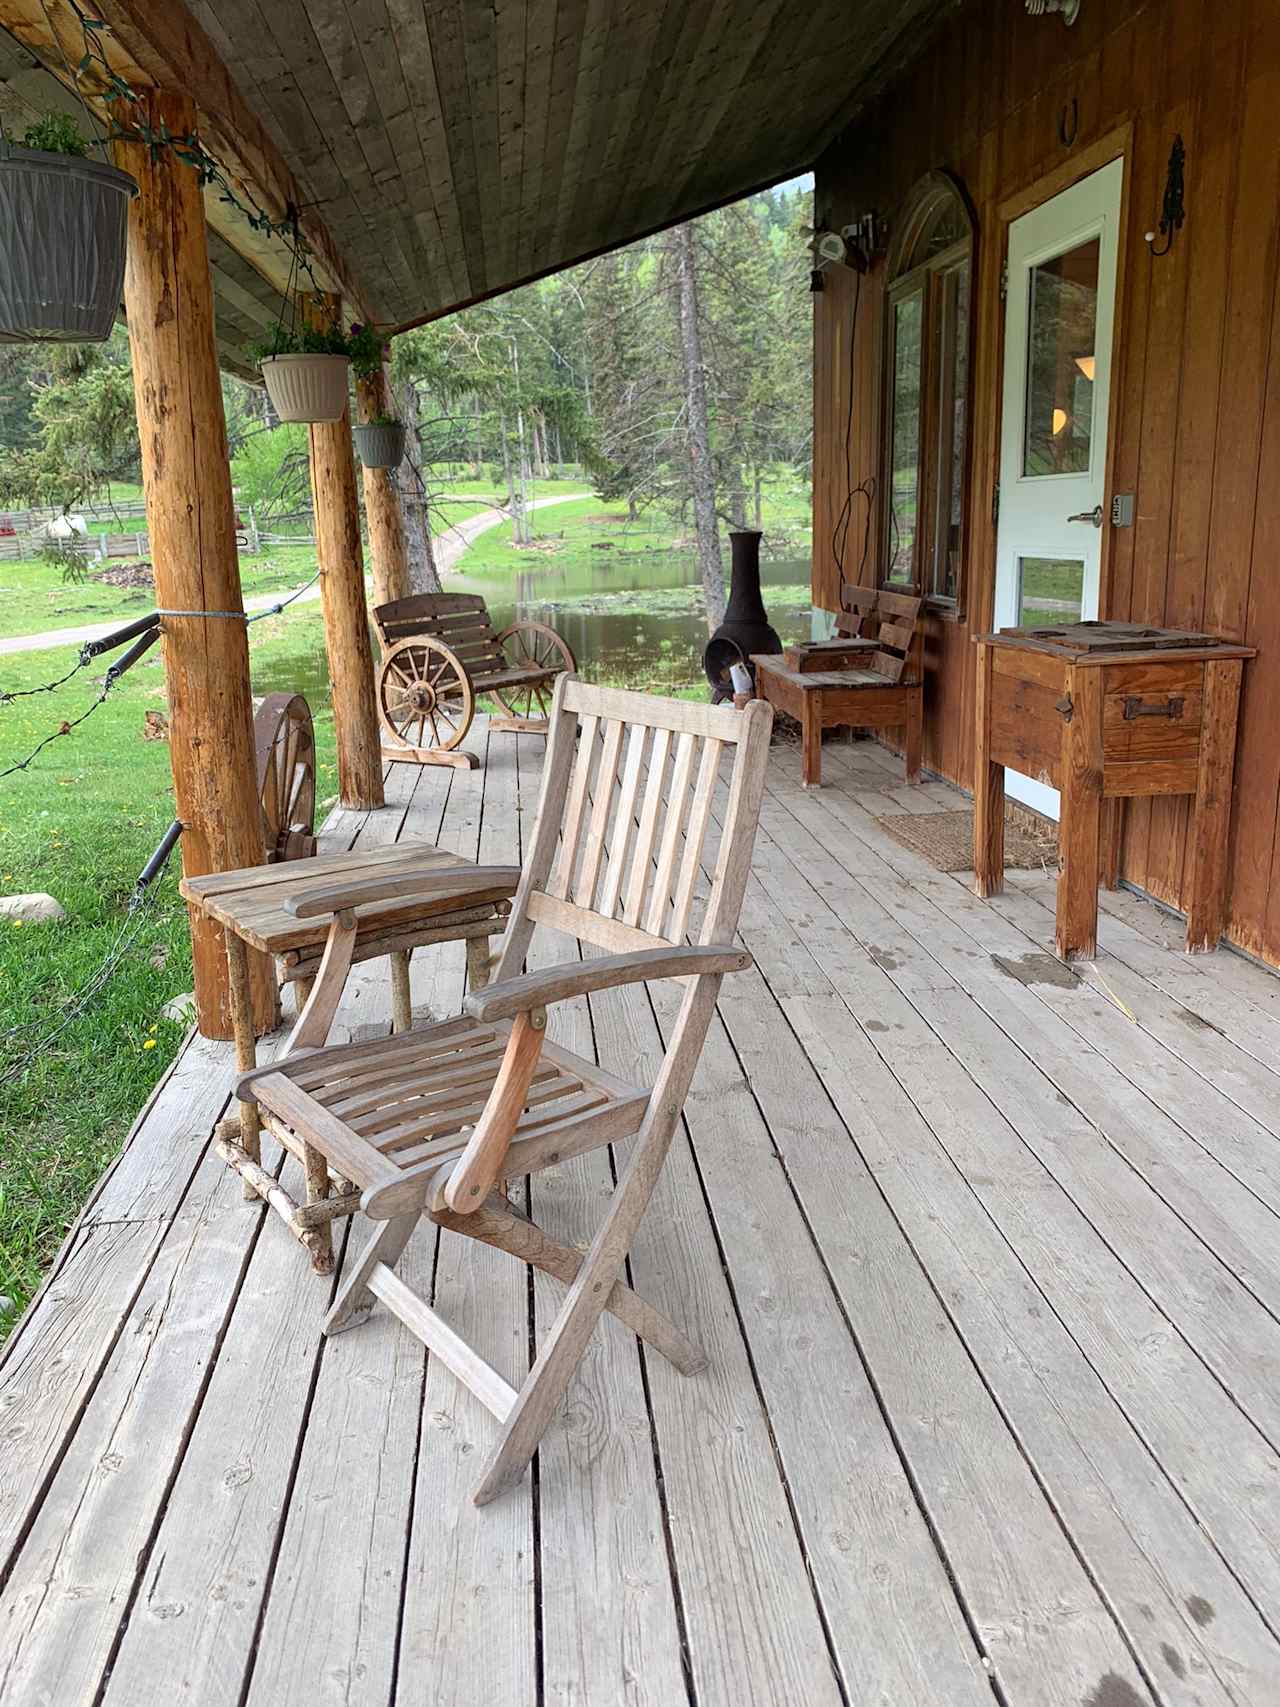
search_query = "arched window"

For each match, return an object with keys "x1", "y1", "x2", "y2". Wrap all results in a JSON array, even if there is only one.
[{"x1": 882, "y1": 171, "x2": 975, "y2": 605}]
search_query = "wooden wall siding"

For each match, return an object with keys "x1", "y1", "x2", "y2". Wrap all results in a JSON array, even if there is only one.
[{"x1": 813, "y1": 0, "x2": 1280, "y2": 966}]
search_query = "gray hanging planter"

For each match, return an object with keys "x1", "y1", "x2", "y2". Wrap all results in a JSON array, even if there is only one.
[
  {"x1": 0, "y1": 142, "x2": 137, "y2": 345},
  {"x1": 353, "y1": 420, "x2": 406, "y2": 469}
]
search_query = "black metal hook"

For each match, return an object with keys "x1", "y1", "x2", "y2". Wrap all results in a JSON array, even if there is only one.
[
  {"x1": 1147, "y1": 135, "x2": 1186, "y2": 258},
  {"x1": 1058, "y1": 97, "x2": 1079, "y2": 147}
]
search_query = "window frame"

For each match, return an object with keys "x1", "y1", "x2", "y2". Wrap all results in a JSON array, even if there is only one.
[{"x1": 879, "y1": 171, "x2": 977, "y2": 616}]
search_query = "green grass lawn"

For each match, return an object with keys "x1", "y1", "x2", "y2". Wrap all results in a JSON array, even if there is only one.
[
  {"x1": 0, "y1": 607, "x2": 338, "y2": 1332},
  {"x1": 0, "y1": 478, "x2": 591, "y2": 644}
]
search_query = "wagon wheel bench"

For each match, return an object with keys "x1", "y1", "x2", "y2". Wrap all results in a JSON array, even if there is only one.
[
  {"x1": 373, "y1": 591, "x2": 576, "y2": 770},
  {"x1": 972, "y1": 621, "x2": 1256, "y2": 960},
  {"x1": 181, "y1": 843, "x2": 520, "y2": 1273}
]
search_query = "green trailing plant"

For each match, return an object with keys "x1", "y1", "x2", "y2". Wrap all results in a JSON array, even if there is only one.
[
  {"x1": 347, "y1": 322, "x2": 388, "y2": 381},
  {"x1": 57, "y1": 1, "x2": 318, "y2": 278},
  {"x1": 250, "y1": 324, "x2": 351, "y2": 363},
  {"x1": 19, "y1": 114, "x2": 90, "y2": 158}
]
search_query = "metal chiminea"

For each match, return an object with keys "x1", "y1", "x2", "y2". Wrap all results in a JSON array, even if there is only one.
[{"x1": 702, "y1": 530, "x2": 782, "y2": 703}]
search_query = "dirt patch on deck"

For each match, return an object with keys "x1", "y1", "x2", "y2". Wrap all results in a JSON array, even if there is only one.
[
  {"x1": 876, "y1": 806, "x2": 1057, "y2": 873},
  {"x1": 991, "y1": 951, "x2": 1080, "y2": 990}
]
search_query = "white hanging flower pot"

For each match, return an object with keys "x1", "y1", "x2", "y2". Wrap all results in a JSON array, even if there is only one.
[
  {"x1": 0, "y1": 142, "x2": 137, "y2": 344},
  {"x1": 260, "y1": 353, "x2": 350, "y2": 423},
  {"x1": 353, "y1": 421, "x2": 406, "y2": 469}
]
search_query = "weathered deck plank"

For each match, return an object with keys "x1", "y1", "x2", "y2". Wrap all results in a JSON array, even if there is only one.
[
  {"x1": 395, "y1": 727, "x2": 535, "y2": 1707},
  {"x1": 3, "y1": 730, "x2": 1280, "y2": 1706}
]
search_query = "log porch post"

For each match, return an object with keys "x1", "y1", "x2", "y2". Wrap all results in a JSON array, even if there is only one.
[
  {"x1": 300, "y1": 291, "x2": 385, "y2": 809},
  {"x1": 355, "y1": 361, "x2": 411, "y2": 611},
  {"x1": 114, "y1": 88, "x2": 275, "y2": 1041}
]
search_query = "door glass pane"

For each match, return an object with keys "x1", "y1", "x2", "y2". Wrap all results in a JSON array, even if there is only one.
[
  {"x1": 931, "y1": 260, "x2": 969, "y2": 600},
  {"x1": 886, "y1": 291, "x2": 923, "y2": 586},
  {"x1": 1017, "y1": 557, "x2": 1084, "y2": 627},
  {"x1": 1023, "y1": 236, "x2": 1100, "y2": 477}
]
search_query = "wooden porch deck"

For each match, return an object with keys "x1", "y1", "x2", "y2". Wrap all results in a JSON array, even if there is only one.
[{"x1": 4, "y1": 719, "x2": 1280, "y2": 1707}]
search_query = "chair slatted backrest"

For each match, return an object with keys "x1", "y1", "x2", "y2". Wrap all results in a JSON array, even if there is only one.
[
  {"x1": 836, "y1": 583, "x2": 879, "y2": 640},
  {"x1": 869, "y1": 590, "x2": 925, "y2": 683},
  {"x1": 373, "y1": 593, "x2": 510, "y2": 679},
  {"x1": 495, "y1": 679, "x2": 773, "y2": 984}
]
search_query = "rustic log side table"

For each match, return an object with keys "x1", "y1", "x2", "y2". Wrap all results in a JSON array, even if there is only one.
[
  {"x1": 972, "y1": 621, "x2": 1256, "y2": 960},
  {"x1": 182, "y1": 843, "x2": 518, "y2": 1272}
]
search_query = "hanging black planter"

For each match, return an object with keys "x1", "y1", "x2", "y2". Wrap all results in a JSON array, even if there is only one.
[
  {"x1": 0, "y1": 142, "x2": 137, "y2": 344},
  {"x1": 353, "y1": 420, "x2": 407, "y2": 469}
]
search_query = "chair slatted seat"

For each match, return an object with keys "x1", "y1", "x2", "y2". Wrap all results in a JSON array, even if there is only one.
[{"x1": 238, "y1": 677, "x2": 773, "y2": 1505}]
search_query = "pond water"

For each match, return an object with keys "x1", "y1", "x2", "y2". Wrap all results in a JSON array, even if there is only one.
[{"x1": 252, "y1": 545, "x2": 816, "y2": 708}]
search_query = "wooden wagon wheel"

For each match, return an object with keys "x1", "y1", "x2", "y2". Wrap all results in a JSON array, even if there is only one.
[
  {"x1": 254, "y1": 691, "x2": 317, "y2": 862},
  {"x1": 378, "y1": 636, "x2": 476, "y2": 752},
  {"x1": 491, "y1": 622, "x2": 576, "y2": 722}
]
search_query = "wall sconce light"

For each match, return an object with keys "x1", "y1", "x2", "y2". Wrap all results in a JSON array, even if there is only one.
[
  {"x1": 1146, "y1": 136, "x2": 1186, "y2": 258},
  {"x1": 1075, "y1": 355, "x2": 1096, "y2": 382},
  {"x1": 1026, "y1": 0, "x2": 1080, "y2": 25}
]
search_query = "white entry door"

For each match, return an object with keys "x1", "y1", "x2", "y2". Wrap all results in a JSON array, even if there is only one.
[{"x1": 994, "y1": 156, "x2": 1124, "y2": 818}]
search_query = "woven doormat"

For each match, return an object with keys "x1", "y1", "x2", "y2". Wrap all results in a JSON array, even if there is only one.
[{"x1": 877, "y1": 808, "x2": 1057, "y2": 873}]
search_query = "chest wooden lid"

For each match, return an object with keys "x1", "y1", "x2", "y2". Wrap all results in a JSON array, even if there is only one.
[{"x1": 975, "y1": 619, "x2": 1255, "y2": 665}]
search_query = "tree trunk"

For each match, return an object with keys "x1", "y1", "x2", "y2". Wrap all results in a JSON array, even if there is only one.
[
  {"x1": 115, "y1": 88, "x2": 274, "y2": 1040},
  {"x1": 499, "y1": 407, "x2": 515, "y2": 516},
  {"x1": 673, "y1": 222, "x2": 724, "y2": 633},
  {"x1": 300, "y1": 291, "x2": 384, "y2": 811},
  {"x1": 753, "y1": 464, "x2": 763, "y2": 529},
  {"x1": 728, "y1": 455, "x2": 748, "y2": 529},
  {"x1": 397, "y1": 380, "x2": 441, "y2": 593},
  {"x1": 355, "y1": 362, "x2": 411, "y2": 609}
]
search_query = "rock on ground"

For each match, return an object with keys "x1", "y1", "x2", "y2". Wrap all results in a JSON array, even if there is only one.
[{"x1": 0, "y1": 893, "x2": 67, "y2": 924}]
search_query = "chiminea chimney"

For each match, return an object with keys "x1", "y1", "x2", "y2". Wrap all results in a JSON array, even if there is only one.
[{"x1": 702, "y1": 530, "x2": 782, "y2": 703}]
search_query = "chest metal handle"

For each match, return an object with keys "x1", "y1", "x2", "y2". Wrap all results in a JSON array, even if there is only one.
[{"x1": 1122, "y1": 695, "x2": 1184, "y2": 721}]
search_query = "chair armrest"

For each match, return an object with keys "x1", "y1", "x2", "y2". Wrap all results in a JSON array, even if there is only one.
[
  {"x1": 465, "y1": 944, "x2": 751, "y2": 1022},
  {"x1": 285, "y1": 863, "x2": 521, "y2": 920}
]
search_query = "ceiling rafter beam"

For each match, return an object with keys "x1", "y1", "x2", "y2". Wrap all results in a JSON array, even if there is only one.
[{"x1": 0, "y1": 0, "x2": 368, "y2": 319}]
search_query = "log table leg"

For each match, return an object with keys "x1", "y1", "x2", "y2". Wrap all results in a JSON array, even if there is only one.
[
  {"x1": 302, "y1": 1144, "x2": 335, "y2": 1274},
  {"x1": 1186, "y1": 658, "x2": 1244, "y2": 952},
  {"x1": 224, "y1": 934, "x2": 261, "y2": 1201},
  {"x1": 390, "y1": 948, "x2": 414, "y2": 1033},
  {"x1": 1056, "y1": 667, "x2": 1103, "y2": 960},
  {"x1": 972, "y1": 643, "x2": 1005, "y2": 897},
  {"x1": 466, "y1": 933, "x2": 494, "y2": 992}
]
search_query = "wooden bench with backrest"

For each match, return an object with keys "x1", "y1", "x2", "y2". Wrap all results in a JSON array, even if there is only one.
[
  {"x1": 372, "y1": 592, "x2": 576, "y2": 768},
  {"x1": 752, "y1": 586, "x2": 925, "y2": 787},
  {"x1": 236, "y1": 676, "x2": 774, "y2": 1505}
]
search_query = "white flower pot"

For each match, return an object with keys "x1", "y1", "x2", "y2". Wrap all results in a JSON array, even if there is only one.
[
  {"x1": 260, "y1": 353, "x2": 350, "y2": 423},
  {"x1": 0, "y1": 143, "x2": 137, "y2": 344}
]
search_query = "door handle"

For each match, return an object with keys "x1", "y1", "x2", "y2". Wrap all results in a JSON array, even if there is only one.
[{"x1": 1066, "y1": 505, "x2": 1104, "y2": 527}]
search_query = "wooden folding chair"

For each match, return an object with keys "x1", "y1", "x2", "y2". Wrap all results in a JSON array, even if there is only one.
[{"x1": 236, "y1": 678, "x2": 774, "y2": 1504}]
